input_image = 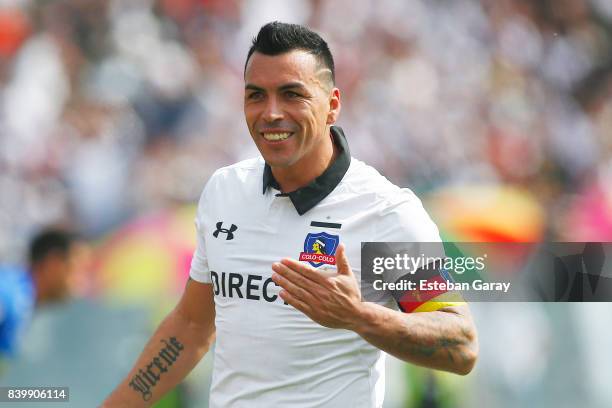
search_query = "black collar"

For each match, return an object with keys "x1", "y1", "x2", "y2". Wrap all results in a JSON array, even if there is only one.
[{"x1": 262, "y1": 125, "x2": 351, "y2": 215}]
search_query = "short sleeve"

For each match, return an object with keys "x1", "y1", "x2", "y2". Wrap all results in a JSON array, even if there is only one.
[
  {"x1": 189, "y1": 186, "x2": 212, "y2": 284},
  {"x1": 376, "y1": 188, "x2": 441, "y2": 243},
  {"x1": 376, "y1": 189, "x2": 465, "y2": 312}
]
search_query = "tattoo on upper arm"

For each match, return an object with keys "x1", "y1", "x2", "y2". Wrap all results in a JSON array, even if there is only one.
[{"x1": 128, "y1": 337, "x2": 185, "y2": 401}]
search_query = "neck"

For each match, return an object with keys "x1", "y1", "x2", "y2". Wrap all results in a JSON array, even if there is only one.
[{"x1": 272, "y1": 129, "x2": 338, "y2": 193}]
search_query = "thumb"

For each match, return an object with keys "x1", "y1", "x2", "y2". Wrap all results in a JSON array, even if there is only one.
[{"x1": 335, "y1": 243, "x2": 352, "y2": 275}]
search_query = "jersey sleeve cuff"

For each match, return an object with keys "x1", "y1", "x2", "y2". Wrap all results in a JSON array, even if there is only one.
[{"x1": 189, "y1": 267, "x2": 212, "y2": 284}]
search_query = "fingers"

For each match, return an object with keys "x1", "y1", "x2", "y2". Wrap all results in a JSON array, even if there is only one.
[
  {"x1": 278, "y1": 289, "x2": 314, "y2": 316},
  {"x1": 272, "y1": 262, "x2": 319, "y2": 301},
  {"x1": 272, "y1": 263, "x2": 317, "y2": 319},
  {"x1": 335, "y1": 243, "x2": 352, "y2": 276},
  {"x1": 278, "y1": 243, "x2": 353, "y2": 281},
  {"x1": 279, "y1": 258, "x2": 330, "y2": 285}
]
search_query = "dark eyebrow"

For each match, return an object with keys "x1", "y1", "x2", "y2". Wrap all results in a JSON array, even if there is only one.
[
  {"x1": 244, "y1": 82, "x2": 307, "y2": 92},
  {"x1": 245, "y1": 84, "x2": 264, "y2": 92},
  {"x1": 278, "y1": 82, "x2": 307, "y2": 92}
]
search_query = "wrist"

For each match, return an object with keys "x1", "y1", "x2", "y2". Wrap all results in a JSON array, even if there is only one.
[{"x1": 348, "y1": 301, "x2": 378, "y2": 335}]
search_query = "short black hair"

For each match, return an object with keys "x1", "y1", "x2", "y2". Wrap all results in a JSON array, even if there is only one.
[
  {"x1": 29, "y1": 228, "x2": 74, "y2": 265},
  {"x1": 245, "y1": 21, "x2": 335, "y2": 84}
]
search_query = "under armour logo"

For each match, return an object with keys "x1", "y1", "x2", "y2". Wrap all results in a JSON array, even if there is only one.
[{"x1": 213, "y1": 222, "x2": 238, "y2": 240}]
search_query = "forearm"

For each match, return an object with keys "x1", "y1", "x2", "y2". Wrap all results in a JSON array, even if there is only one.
[
  {"x1": 101, "y1": 307, "x2": 215, "y2": 407},
  {"x1": 352, "y1": 303, "x2": 478, "y2": 375}
]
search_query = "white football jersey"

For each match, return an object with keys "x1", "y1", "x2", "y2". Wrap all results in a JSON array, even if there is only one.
[{"x1": 190, "y1": 127, "x2": 441, "y2": 408}]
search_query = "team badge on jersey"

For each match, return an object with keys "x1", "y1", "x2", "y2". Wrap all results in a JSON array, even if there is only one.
[{"x1": 299, "y1": 232, "x2": 339, "y2": 267}]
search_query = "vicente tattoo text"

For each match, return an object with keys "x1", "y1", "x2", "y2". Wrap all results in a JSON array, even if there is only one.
[{"x1": 128, "y1": 337, "x2": 185, "y2": 401}]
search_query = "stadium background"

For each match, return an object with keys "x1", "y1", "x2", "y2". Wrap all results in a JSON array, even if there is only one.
[{"x1": 0, "y1": 0, "x2": 611, "y2": 407}]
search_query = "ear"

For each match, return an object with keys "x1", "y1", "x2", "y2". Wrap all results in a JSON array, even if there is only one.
[{"x1": 326, "y1": 88, "x2": 341, "y2": 125}]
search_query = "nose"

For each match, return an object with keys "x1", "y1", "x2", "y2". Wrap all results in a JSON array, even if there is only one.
[{"x1": 262, "y1": 96, "x2": 284, "y2": 123}]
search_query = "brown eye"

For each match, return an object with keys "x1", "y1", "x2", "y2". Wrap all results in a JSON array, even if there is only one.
[
  {"x1": 285, "y1": 91, "x2": 300, "y2": 98},
  {"x1": 248, "y1": 92, "x2": 263, "y2": 101}
]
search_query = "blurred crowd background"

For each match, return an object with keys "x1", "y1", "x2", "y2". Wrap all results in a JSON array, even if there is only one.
[{"x1": 1, "y1": 0, "x2": 611, "y2": 407}]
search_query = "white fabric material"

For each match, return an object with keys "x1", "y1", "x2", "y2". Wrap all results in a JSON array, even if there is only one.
[{"x1": 190, "y1": 157, "x2": 440, "y2": 408}]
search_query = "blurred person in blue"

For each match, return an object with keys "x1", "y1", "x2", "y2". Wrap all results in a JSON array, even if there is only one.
[{"x1": 0, "y1": 228, "x2": 76, "y2": 370}]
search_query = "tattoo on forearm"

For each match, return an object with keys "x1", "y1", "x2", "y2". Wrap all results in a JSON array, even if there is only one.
[
  {"x1": 128, "y1": 337, "x2": 185, "y2": 401},
  {"x1": 401, "y1": 314, "x2": 473, "y2": 366}
]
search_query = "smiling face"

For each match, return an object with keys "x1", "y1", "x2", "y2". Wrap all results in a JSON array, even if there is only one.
[{"x1": 244, "y1": 49, "x2": 340, "y2": 170}]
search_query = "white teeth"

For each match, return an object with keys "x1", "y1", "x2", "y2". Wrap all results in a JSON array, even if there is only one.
[{"x1": 263, "y1": 132, "x2": 291, "y2": 141}]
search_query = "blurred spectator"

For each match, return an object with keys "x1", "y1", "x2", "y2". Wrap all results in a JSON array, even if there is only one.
[
  {"x1": 0, "y1": 1, "x2": 610, "y2": 406},
  {"x1": 0, "y1": 0, "x2": 610, "y2": 257},
  {"x1": 0, "y1": 227, "x2": 76, "y2": 365}
]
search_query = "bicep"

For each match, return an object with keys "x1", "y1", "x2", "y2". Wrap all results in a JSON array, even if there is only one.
[{"x1": 175, "y1": 279, "x2": 215, "y2": 332}]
